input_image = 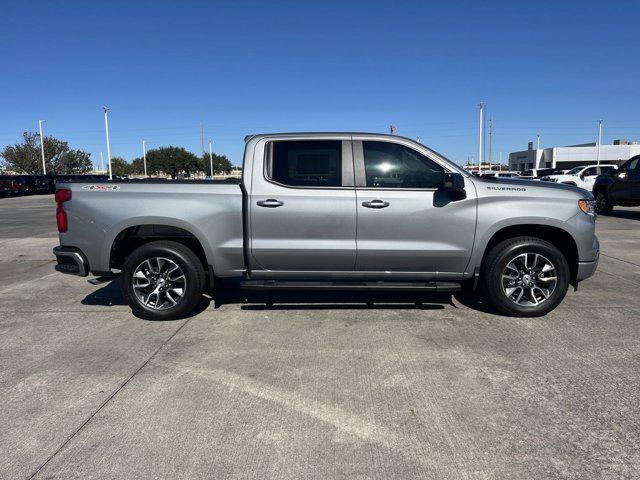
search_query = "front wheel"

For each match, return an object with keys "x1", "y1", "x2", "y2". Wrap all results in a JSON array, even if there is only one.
[
  {"x1": 482, "y1": 237, "x2": 570, "y2": 317},
  {"x1": 594, "y1": 190, "x2": 613, "y2": 215},
  {"x1": 121, "y1": 241, "x2": 206, "y2": 320}
]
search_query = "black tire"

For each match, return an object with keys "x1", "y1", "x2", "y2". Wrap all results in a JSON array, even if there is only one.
[
  {"x1": 482, "y1": 237, "x2": 570, "y2": 317},
  {"x1": 121, "y1": 240, "x2": 206, "y2": 320},
  {"x1": 594, "y1": 190, "x2": 613, "y2": 215}
]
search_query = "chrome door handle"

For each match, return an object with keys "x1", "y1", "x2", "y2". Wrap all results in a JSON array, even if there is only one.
[
  {"x1": 362, "y1": 199, "x2": 390, "y2": 209},
  {"x1": 257, "y1": 198, "x2": 284, "y2": 208}
]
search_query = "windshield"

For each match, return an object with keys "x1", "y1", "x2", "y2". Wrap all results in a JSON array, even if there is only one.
[{"x1": 567, "y1": 166, "x2": 583, "y2": 175}]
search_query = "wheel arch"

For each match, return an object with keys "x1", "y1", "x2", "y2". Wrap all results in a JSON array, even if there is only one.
[
  {"x1": 479, "y1": 224, "x2": 579, "y2": 282},
  {"x1": 106, "y1": 220, "x2": 212, "y2": 274}
]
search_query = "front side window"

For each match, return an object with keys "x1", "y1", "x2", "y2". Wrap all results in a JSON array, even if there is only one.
[
  {"x1": 619, "y1": 158, "x2": 637, "y2": 173},
  {"x1": 583, "y1": 167, "x2": 597, "y2": 176},
  {"x1": 267, "y1": 140, "x2": 342, "y2": 187},
  {"x1": 362, "y1": 141, "x2": 443, "y2": 188}
]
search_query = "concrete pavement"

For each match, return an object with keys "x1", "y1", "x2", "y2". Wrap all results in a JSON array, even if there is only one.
[{"x1": 1, "y1": 194, "x2": 639, "y2": 479}]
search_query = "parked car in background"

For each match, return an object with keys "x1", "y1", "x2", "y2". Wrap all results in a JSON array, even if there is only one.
[
  {"x1": 592, "y1": 155, "x2": 640, "y2": 214},
  {"x1": 0, "y1": 177, "x2": 14, "y2": 196},
  {"x1": 8, "y1": 176, "x2": 28, "y2": 195},
  {"x1": 479, "y1": 171, "x2": 521, "y2": 178},
  {"x1": 540, "y1": 165, "x2": 618, "y2": 191},
  {"x1": 20, "y1": 175, "x2": 50, "y2": 194},
  {"x1": 519, "y1": 168, "x2": 563, "y2": 179}
]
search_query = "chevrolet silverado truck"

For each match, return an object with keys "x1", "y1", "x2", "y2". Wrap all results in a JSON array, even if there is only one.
[{"x1": 53, "y1": 132, "x2": 599, "y2": 319}]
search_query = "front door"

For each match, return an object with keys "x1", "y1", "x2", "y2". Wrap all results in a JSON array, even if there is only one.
[
  {"x1": 627, "y1": 157, "x2": 640, "y2": 202},
  {"x1": 353, "y1": 138, "x2": 476, "y2": 276},
  {"x1": 249, "y1": 138, "x2": 357, "y2": 272},
  {"x1": 610, "y1": 157, "x2": 638, "y2": 203}
]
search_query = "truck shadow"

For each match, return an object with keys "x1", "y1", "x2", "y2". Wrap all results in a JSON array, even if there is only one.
[
  {"x1": 82, "y1": 278, "x2": 496, "y2": 315},
  {"x1": 605, "y1": 209, "x2": 640, "y2": 221}
]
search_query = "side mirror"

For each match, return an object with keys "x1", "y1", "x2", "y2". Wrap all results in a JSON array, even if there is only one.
[{"x1": 442, "y1": 172, "x2": 466, "y2": 199}]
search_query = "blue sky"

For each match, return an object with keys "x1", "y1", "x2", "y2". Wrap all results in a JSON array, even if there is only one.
[{"x1": 1, "y1": 1, "x2": 638, "y2": 167}]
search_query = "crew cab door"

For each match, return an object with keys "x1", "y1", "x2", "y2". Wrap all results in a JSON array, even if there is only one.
[
  {"x1": 627, "y1": 157, "x2": 640, "y2": 202},
  {"x1": 352, "y1": 138, "x2": 477, "y2": 277},
  {"x1": 249, "y1": 137, "x2": 356, "y2": 272},
  {"x1": 610, "y1": 157, "x2": 638, "y2": 203}
]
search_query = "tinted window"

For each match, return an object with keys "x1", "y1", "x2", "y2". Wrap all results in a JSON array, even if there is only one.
[
  {"x1": 583, "y1": 167, "x2": 597, "y2": 176},
  {"x1": 362, "y1": 141, "x2": 443, "y2": 188},
  {"x1": 620, "y1": 157, "x2": 639, "y2": 172},
  {"x1": 268, "y1": 140, "x2": 342, "y2": 187}
]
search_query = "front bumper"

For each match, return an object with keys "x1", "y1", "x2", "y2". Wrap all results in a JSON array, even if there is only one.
[
  {"x1": 576, "y1": 250, "x2": 599, "y2": 282},
  {"x1": 53, "y1": 246, "x2": 89, "y2": 277}
]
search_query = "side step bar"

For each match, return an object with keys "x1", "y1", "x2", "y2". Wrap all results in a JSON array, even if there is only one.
[{"x1": 240, "y1": 280, "x2": 461, "y2": 292}]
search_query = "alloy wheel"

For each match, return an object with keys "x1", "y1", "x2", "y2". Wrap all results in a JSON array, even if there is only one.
[
  {"x1": 501, "y1": 252, "x2": 557, "y2": 307},
  {"x1": 132, "y1": 257, "x2": 186, "y2": 310}
]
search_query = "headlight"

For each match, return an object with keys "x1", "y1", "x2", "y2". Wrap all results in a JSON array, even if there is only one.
[{"x1": 578, "y1": 199, "x2": 596, "y2": 216}]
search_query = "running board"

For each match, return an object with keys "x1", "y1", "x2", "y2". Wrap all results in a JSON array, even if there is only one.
[{"x1": 240, "y1": 280, "x2": 461, "y2": 292}]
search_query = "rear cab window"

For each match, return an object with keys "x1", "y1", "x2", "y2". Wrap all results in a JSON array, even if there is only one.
[{"x1": 265, "y1": 140, "x2": 342, "y2": 187}]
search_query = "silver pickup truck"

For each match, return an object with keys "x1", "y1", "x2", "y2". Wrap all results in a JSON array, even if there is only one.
[{"x1": 53, "y1": 132, "x2": 599, "y2": 319}]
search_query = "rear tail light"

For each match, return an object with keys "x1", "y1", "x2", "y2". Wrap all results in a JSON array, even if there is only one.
[
  {"x1": 55, "y1": 188, "x2": 71, "y2": 233},
  {"x1": 55, "y1": 189, "x2": 72, "y2": 203}
]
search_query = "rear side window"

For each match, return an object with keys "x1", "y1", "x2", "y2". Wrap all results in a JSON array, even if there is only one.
[
  {"x1": 362, "y1": 141, "x2": 443, "y2": 188},
  {"x1": 266, "y1": 140, "x2": 342, "y2": 187}
]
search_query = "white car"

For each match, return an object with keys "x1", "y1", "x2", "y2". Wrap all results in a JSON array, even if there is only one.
[{"x1": 541, "y1": 165, "x2": 618, "y2": 191}]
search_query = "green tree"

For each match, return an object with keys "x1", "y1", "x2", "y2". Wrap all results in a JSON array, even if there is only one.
[
  {"x1": 130, "y1": 157, "x2": 146, "y2": 176},
  {"x1": 1, "y1": 132, "x2": 92, "y2": 174},
  {"x1": 109, "y1": 157, "x2": 131, "y2": 177},
  {"x1": 145, "y1": 146, "x2": 200, "y2": 178},
  {"x1": 199, "y1": 153, "x2": 233, "y2": 176}
]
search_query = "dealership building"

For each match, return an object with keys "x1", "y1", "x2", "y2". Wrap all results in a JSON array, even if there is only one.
[{"x1": 509, "y1": 139, "x2": 640, "y2": 172}]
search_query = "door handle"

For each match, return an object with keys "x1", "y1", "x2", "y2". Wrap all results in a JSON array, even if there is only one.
[
  {"x1": 257, "y1": 198, "x2": 284, "y2": 208},
  {"x1": 362, "y1": 199, "x2": 390, "y2": 209}
]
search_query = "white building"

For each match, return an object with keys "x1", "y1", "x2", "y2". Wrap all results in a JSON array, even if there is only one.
[{"x1": 509, "y1": 140, "x2": 640, "y2": 172}]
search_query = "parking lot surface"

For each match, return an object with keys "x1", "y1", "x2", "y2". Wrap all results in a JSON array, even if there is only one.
[{"x1": 1, "y1": 194, "x2": 639, "y2": 479}]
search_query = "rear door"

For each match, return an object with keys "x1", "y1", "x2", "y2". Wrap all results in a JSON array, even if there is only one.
[
  {"x1": 249, "y1": 137, "x2": 357, "y2": 272},
  {"x1": 353, "y1": 137, "x2": 477, "y2": 276}
]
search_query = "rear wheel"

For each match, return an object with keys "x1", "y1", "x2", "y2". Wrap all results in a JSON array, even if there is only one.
[
  {"x1": 121, "y1": 240, "x2": 205, "y2": 320},
  {"x1": 594, "y1": 190, "x2": 613, "y2": 215},
  {"x1": 482, "y1": 237, "x2": 570, "y2": 317}
]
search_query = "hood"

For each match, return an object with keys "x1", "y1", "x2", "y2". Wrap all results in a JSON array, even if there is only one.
[{"x1": 472, "y1": 176, "x2": 590, "y2": 197}]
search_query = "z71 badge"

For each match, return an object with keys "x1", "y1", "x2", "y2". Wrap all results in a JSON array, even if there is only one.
[{"x1": 81, "y1": 185, "x2": 120, "y2": 191}]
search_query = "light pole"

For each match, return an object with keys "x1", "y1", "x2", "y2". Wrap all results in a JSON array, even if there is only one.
[
  {"x1": 478, "y1": 102, "x2": 484, "y2": 174},
  {"x1": 596, "y1": 119, "x2": 603, "y2": 166},
  {"x1": 38, "y1": 120, "x2": 46, "y2": 174},
  {"x1": 103, "y1": 107, "x2": 112, "y2": 180},
  {"x1": 142, "y1": 140, "x2": 148, "y2": 178},
  {"x1": 208, "y1": 139, "x2": 214, "y2": 178},
  {"x1": 100, "y1": 152, "x2": 104, "y2": 172}
]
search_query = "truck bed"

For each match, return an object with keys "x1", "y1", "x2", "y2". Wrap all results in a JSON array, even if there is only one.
[{"x1": 56, "y1": 180, "x2": 244, "y2": 277}]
